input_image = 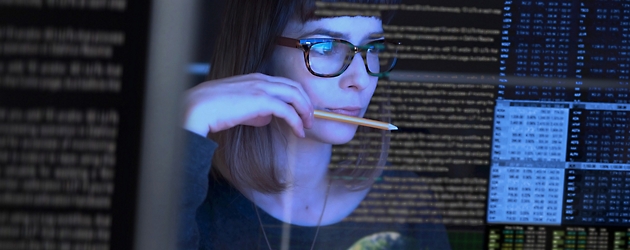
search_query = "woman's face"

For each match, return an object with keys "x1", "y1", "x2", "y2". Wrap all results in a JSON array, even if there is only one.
[{"x1": 270, "y1": 16, "x2": 383, "y2": 144}]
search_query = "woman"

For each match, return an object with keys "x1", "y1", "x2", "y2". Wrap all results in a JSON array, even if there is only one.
[{"x1": 180, "y1": 0, "x2": 451, "y2": 249}]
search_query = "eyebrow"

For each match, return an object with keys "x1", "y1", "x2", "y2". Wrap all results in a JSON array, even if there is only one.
[{"x1": 297, "y1": 28, "x2": 385, "y2": 42}]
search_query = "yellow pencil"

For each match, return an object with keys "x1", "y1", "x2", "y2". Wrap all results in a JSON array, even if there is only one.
[{"x1": 314, "y1": 110, "x2": 398, "y2": 131}]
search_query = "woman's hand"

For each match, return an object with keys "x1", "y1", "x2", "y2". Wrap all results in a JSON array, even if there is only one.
[{"x1": 182, "y1": 73, "x2": 314, "y2": 137}]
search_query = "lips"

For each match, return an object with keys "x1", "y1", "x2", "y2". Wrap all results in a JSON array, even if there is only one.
[{"x1": 326, "y1": 108, "x2": 362, "y2": 117}]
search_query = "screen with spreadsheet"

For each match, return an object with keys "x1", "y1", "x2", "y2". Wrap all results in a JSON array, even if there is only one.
[{"x1": 317, "y1": 0, "x2": 630, "y2": 249}]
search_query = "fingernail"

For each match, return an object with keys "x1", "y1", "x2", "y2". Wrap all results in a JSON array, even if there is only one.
[
  {"x1": 310, "y1": 110, "x2": 314, "y2": 127},
  {"x1": 300, "y1": 130, "x2": 306, "y2": 138}
]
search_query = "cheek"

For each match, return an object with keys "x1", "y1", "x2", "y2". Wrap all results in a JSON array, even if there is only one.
[
  {"x1": 363, "y1": 79, "x2": 379, "y2": 99},
  {"x1": 270, "y1": 49, "x2": 327, "y2": 101},
  {"x1": 303, "y1": 84, "x2": 328, "y2": 105},
  {"x1": 270, "y1": 48, "x2": 307, "y2": 78}
]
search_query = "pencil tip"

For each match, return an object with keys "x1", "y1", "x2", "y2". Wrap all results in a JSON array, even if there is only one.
[{"x1": 389, "y1": 124, "x2": 398, "y2": 130}]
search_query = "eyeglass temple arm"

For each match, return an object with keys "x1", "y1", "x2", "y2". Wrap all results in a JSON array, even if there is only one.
[{"x1": 276, "y1": 36, "x2": 304, "y2": 50}]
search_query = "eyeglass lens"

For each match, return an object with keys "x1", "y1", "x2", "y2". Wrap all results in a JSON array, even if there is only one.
[{"x1": 308, "y1": 41, "x2": 396, "y2": 76}]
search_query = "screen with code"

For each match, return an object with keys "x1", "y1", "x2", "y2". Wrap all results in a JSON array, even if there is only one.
[
  {"x1": 190, "y1": 0, "x2": 630, "y2": 249},
  {"x1": 316, "y1": 0, "x2": 630, "y2": 249}
]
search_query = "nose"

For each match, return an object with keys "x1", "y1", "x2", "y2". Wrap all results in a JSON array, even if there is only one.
[{"x1": 338, "y1": 53, "x2": 373, "y2": 90}]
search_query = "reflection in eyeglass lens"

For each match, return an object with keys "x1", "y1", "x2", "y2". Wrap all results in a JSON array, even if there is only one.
[{"x1": 308, "y1": 40, "x2": 397, "y2": 76}]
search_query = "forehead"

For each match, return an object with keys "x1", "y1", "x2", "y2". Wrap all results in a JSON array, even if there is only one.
[{"x1": 283, "y1": 16, "x2": 383, "y2": 42}]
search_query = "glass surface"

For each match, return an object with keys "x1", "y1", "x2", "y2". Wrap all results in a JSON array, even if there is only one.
[{"x1": 188, "y1": 0, "x2": 630, "y2": 249}]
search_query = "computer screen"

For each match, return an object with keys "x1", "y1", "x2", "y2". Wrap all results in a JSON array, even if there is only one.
[
  {"x1": 0, "y1": 0, "x2": 196, "y2": 249},
  {"x1": 191, "y1": 0, "x2": 630, "y2": 249},
  {"x1": 375, "y1": 0, "x2": 629, "y2": 249},
  {"x1": 3, "y1": 0, "x2": 627, "y2": 249}
]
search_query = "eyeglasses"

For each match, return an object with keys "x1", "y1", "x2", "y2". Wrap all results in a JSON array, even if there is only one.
[{"x1": 276, "y1": 36, "x2": 399, "y2": 78}]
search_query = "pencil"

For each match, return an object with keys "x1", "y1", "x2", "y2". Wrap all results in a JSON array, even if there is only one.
[{"x1": 314, "y1": 110, "x2": 398, "y2": 131}]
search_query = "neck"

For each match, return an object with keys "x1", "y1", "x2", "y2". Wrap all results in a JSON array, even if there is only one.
[
  {"x1": 281, "y1": 134, "x2": 332, "y2": 190},
  {"x1": 249, "y1": 125, "x2": 334, "y2": 226}
]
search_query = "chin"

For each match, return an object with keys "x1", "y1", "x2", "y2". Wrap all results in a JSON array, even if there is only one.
[{"x1": 307, "y1": 120, "x2": 359, "y2": 145}]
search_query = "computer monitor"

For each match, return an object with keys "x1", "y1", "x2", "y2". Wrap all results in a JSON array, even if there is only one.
[
  {"x1": 190, "y1": 1, "x2": 630, "y2": 249},
  {"x1": 0, "y1": 0, "x2": 197, "y2": 249}
]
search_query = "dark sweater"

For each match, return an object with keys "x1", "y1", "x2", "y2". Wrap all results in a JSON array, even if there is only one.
[{"x1": 179, "y1": 131, "x2": 451, "y2": 249}]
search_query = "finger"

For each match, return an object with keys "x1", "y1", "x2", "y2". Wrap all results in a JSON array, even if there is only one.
[
  {"x1": 231, "y1": 73, "x2": 314, "y2": 115},
  {"x1": 254, "y1": 79, "x2": 314, "y2": 129},
  {"x1": 249, "y1": 99, "x2": 305, "y2": 138},
  {"x1": 242, "y1": 115, "x2": 273, "y2": 127},
  {"x1": 268, "y1": 85, "x2": 312, "y2": 131},
  {"x1": 258, "y1": 74, "x2": 313, "y2": 108},
  {"x1": 199, "y1": 73, "x2": 315, "y2": 130},
  {"x1": 247, "y1": 74, "x2": 314, "y2": 128}
]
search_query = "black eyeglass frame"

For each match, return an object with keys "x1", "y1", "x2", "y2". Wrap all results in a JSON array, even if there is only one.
[{"x1": 276, "y1": 36, "x2": 399, "y2": 78}]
